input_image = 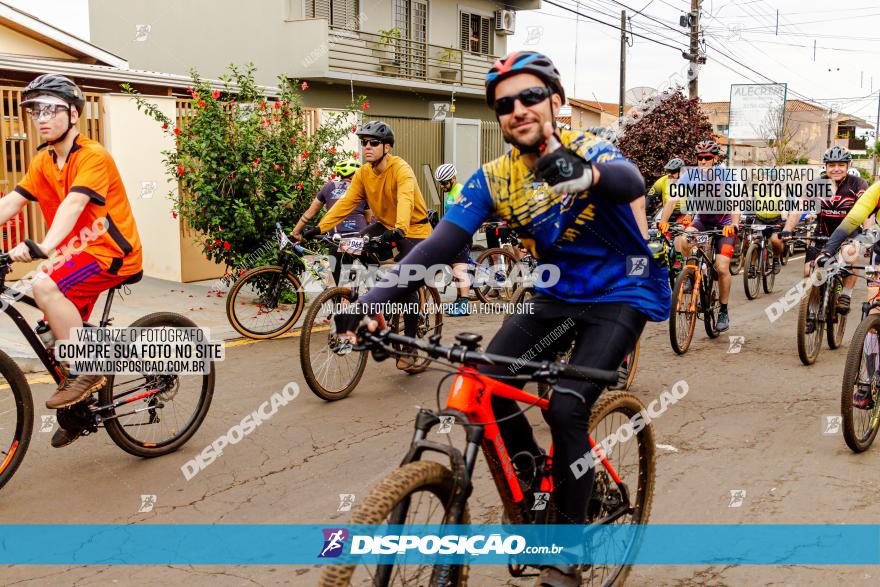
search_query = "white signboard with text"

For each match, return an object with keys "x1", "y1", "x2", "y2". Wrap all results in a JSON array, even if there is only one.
[{"x1": 728, "y1": 83, "x2": 787, "y2": 141}]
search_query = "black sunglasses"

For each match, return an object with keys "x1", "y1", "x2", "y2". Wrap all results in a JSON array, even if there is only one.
[
  {"x1": 493, "y1": 86, "x2": 553, "y2": 116},
  {"x1": 696, "y1": 155, "x2": 716, "y2": 161},
  {"x1": 360, "y1": 139, "x2": 382, "y2": 147}
]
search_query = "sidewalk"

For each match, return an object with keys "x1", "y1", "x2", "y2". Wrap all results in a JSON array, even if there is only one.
[{"x1": 0, "y1": 276, "x2": 238, "y2": 373}]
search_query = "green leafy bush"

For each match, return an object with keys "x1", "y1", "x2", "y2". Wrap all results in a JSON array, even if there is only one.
[{"x1": 124, "y1": 64, "x2": 365, "y2": 271}]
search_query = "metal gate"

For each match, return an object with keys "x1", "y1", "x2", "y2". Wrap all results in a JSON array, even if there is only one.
[
  {"x1": 481, "y1": 120, "x2": 506, "y2": 163},
  {"x1": 0, "y1": 87, "x2": 104, "y2": 250},
  {"x1": 364, "y1": 114, "x2": 443, "y2": 201}
]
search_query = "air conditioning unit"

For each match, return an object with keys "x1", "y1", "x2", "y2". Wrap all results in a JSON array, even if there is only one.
[{"x1": 495, "y1": 10, "x2": 516, "y2": 35}]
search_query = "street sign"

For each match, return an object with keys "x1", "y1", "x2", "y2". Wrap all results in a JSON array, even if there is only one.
[{"x1": 728, "y1": 83, "x2": 787, "y2": 141}]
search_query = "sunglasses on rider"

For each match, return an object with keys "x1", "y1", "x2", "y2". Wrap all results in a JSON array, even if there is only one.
[
  {"x1": 493, "y1": 86, "x2": 553, "y2": 116},
  {"x1": 360, "y1": 139, "x2": 382, "y2": 147},
  {"x1": 696, "y1": 155, "x2": 716, "y2": 161}
]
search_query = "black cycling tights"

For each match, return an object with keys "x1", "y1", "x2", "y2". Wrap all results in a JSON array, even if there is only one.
[{"x1": 478, "y1": 296, "x2": 646, "y2": 525}]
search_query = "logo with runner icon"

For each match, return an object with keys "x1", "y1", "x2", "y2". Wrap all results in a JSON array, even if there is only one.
[{"x1": 319, "y1": 528, "x2": 349, "y2": 558}]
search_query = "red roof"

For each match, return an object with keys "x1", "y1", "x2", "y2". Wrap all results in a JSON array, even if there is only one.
[
  {"x1": 701, "y1": 99, "x2": 827, "y2": 113},
  {"x1": 568, "y1": 98, "x2": 623, "y2": 117}
]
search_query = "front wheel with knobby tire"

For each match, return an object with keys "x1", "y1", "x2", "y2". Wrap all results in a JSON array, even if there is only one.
[
  {"x1": 669, "y1": 267, "x2": 698, "y2": 355},
  {"x1": 300, "y1": 287, "x2": 367, "y2": 401},
  {"x1": 762, "y1": 249, "x2": 776, "y2": 293},
  {"x1": 840, "y1": 314, "x2": 880, "y2": 453},
  {"x1": 101, "y1": 312, "x2": 215, "y2": 458},
  {"x1": 797, "y1": 285, "x2": 824, "y2": 365},
  {"x1": 743, "y1": 243, "x2": 761, "y2": 300},
  {"x1": 319, "y1": 461, "x2": 470, "y2": 587},
  {"x1": 0, "y1": 349, "x2": 32, "y2": 491},
  {"x1": 583, "y1": 391, "x2": 656, "y2": 587},
  {"x1": 826, "y1": 278, "x2": 847, "y2": 350},
  {"x1": 703, "y1": 272, "x2": 721, "y2": 339}
]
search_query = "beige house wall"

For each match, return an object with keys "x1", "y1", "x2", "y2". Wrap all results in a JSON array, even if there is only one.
[
  {"x1": 0, "y1": 26, "x2": 73, "y2": 59},
  {"x1": 705, "y1": 107, "x2": 836, "y2": 164},
  {"x1": 568, "y1": 107, "x2": 618, "y2": 131},
  {"x1": 101, "y1": 94, "x2": 182, "y2": 281}
]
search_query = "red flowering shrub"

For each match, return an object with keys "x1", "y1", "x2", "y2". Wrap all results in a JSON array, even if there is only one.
[{"x1": 123, "y1": 64, "x2": 365, "y2": 269}]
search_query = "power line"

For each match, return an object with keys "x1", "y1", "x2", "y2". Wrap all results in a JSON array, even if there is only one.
[{"x1": 542, "y1": 0, "x2": 688, "y2": 52}]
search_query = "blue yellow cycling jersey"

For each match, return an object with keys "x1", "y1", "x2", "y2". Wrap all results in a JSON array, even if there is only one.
[{"x1": 443, "y1": 129, "x2": 670, "y2": 321}]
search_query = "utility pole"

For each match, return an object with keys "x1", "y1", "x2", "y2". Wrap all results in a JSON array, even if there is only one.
[
  {"x1": 775, "y1": 10, "x2": 778, "y2": 35},
  {"x1": 826, "y1": 107, "x2": 833, "y2": 149},
  {"x1": 573, "y1": 1, "x2": 580, "y2": 97},
  {"x1": 681, "y1": 0, "x2": 704, "y2": 99},
  {"x1": 619, "y1": 10, "x2": 626, "y2": 117},
  {"x1": 873, "y1": 93, "x2": 880, "y2": 179}
]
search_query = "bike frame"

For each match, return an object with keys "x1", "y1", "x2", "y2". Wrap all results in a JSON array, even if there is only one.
[
  {"x1": 677, "y1": 232, "x2": 719, "y2": 315},
  {"x1": 397, "y1": 367, "x2": 630, "y2": 528}
]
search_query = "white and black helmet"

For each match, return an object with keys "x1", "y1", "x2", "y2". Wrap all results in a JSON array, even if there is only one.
[{"x1": 435, "y1": 163, "x2": 457, "y2": 182}]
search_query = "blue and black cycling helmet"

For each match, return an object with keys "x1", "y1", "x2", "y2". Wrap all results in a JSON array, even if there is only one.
[
  {"x1": 664, "y1": 158, "x2": 685, "y2": 172},
  {"x1": 823, "y1": 145, "x2": 851, "y2": 163},
  {"x1": 485, "y1": 51, "x2": 565, "y2": 108}
]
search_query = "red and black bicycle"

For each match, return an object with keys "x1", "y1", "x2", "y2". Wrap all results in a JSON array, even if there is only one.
[{"x1": 320, "y1": 327, "x2": 655, "y2": 586}]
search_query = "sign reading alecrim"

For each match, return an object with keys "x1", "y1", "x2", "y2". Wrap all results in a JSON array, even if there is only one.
[{"x1": 728, "y1": 83, "x2": 787, "y2": 141}]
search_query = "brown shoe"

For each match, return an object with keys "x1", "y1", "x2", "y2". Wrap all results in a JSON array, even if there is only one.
[
  {"x1": 396, "y1": 346, "x2": 418, "y2": 372},
  {"x1": 46, "y1": 375, "x2": 107, "y2": 409}
]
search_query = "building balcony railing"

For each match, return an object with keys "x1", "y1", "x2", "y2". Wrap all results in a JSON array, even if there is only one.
[{"x1": 326, "y1": 27, "x2": 496, "y2": 91}]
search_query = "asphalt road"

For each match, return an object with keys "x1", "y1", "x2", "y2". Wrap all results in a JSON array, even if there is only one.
[{"x1": 2, "y1": 256, "x2": 879, "y2": 585}]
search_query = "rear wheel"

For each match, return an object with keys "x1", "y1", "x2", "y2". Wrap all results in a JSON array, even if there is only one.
[
  {"x1": 319, "y1": 461, "x2": 469, "y2": 587},
  {"x1": 225, "y1": 265, "x2": 305, "y2": 339},
  {"x1": 101, "y1": 312, "x2": 214, "y2": 458},
  {"x1": 583, "y1": 391, "x2": 656, "y2": 587},
  {"x1": 840, "y1": 315, "x2": 880, "y2": 453},
  {"x1": 609, "y1": 339, "x2": 640, "y2": 391},
  {"x1": 474, "y1": 248, "x2": 519, "y2": 303},
  {"x1": 729, "y1": 234, "x2": 746, "y2": 275},
  {"x1": 390, "y1": 286, "x2": 443, "y2": 374},
  {"x1": 669, "y1": 267, "x2": 698, "y2": 355},
  {"x1": 797, "y1": 284, "x2": 824, "y2": 365},
  {"x1": 743, "y1": 243, "x2": 761, "y2": 300},
  {"x1": 0, "y1": 350, "x2": 32, "y2": 491},
  {"x1": 300, "y1": 287, "x2": 367, "y2": 401}
]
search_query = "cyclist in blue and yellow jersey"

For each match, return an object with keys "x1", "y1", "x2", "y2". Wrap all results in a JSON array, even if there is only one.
[
  {"x1": 334, "y1": 51, "x2": 669, "y2": 587},
  {"x1": 659, "y1": 140, "x2": 740, "y2": 332},
  {"x1": 781, "y1": 145, "x2": 868, "y2": 315},
  {"x1": 646, "y1": 157, "x2": 685, "y2": 220},
  {"x1": 435, "y1": 163, "x2": 470, "y2": 316}
]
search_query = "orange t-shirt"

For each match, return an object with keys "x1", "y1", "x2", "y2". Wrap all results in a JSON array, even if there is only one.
[{"x1": 13, "y1": 135, "x2": 142, "y2": 276}]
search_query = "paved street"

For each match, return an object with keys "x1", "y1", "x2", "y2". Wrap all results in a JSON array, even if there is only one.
[{"x1": 2, "y1": 256, "x2": 879, "y2": 585}]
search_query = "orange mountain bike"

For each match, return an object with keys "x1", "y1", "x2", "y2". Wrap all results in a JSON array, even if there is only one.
[{"x1": 320, "y1": 327, "x2": 655, "y2": 587}]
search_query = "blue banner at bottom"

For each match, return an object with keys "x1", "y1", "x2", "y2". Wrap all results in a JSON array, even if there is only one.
[{"x1": 0, "y1": 524, "x2": 878, "y2": 565}]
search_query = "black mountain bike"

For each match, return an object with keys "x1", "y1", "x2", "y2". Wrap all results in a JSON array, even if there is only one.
[
  {"x1": 0, "y1": 242, "x2": 215, "y2": 492},
  {"x1": 299, "y1": 232, "x2": 442, "y2": 401},
  {"x1": 795, "y1": 236, "x2": 847, "y2": 366}
]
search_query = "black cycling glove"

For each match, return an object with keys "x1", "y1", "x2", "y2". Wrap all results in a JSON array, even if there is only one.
[
  {"x1": 382, "y1": 228, "x2": 405, "y2": 246},
  {"x1": 302, "y1": 226, "x2": 322, "y2": 240},
  {"x1": 533, "y1": 136, "x2": 594, "y2": 195}
]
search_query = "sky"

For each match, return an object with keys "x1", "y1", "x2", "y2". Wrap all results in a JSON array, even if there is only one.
[
  {"x1": 507, "y1": 0, "x2": 880, "y2": 127},
  {"x1": 8, "y1": 0, "x2": 880, "y2": 126}
]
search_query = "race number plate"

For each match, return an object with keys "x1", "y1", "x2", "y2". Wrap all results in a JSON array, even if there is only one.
[
  {"x1": 338, "y1": 237, "x2": 365, "y2": 255},
  {"x1": 695, "y1": 234, "x2": 710, "y2": 245}
]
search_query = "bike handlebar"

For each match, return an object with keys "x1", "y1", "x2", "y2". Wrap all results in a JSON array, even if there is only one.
[{"x1": 358, "y1": 327, "x2": 619, "y2": 385}]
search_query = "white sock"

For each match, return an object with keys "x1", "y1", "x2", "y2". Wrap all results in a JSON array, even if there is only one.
[{"x1": 842, "y1": 287, "x2": 854, "y2": 297}]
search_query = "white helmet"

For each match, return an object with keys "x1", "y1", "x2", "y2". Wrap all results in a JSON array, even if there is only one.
[
  {"x1": 848, "y1": 168, "x2": 861, "y2": 177},
  {"x1": 435, "y1": 163, "x2": 457, "y2": 182}
]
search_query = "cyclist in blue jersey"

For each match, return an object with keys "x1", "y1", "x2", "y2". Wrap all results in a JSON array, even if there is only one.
[
  {"x1": 335, "y1": 51, "x2": 669, "y2": 587},
  {"x1": 659, "y1": 140, "x2": 739, "y2": 331}
]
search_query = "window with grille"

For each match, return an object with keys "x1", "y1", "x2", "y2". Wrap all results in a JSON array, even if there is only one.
[
  {"x1": 305, "y1": 0, "x2": 359, "y2": 29},
  {"x1": 460, "y1": 12, "x2": 491, "y2": 54}
]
